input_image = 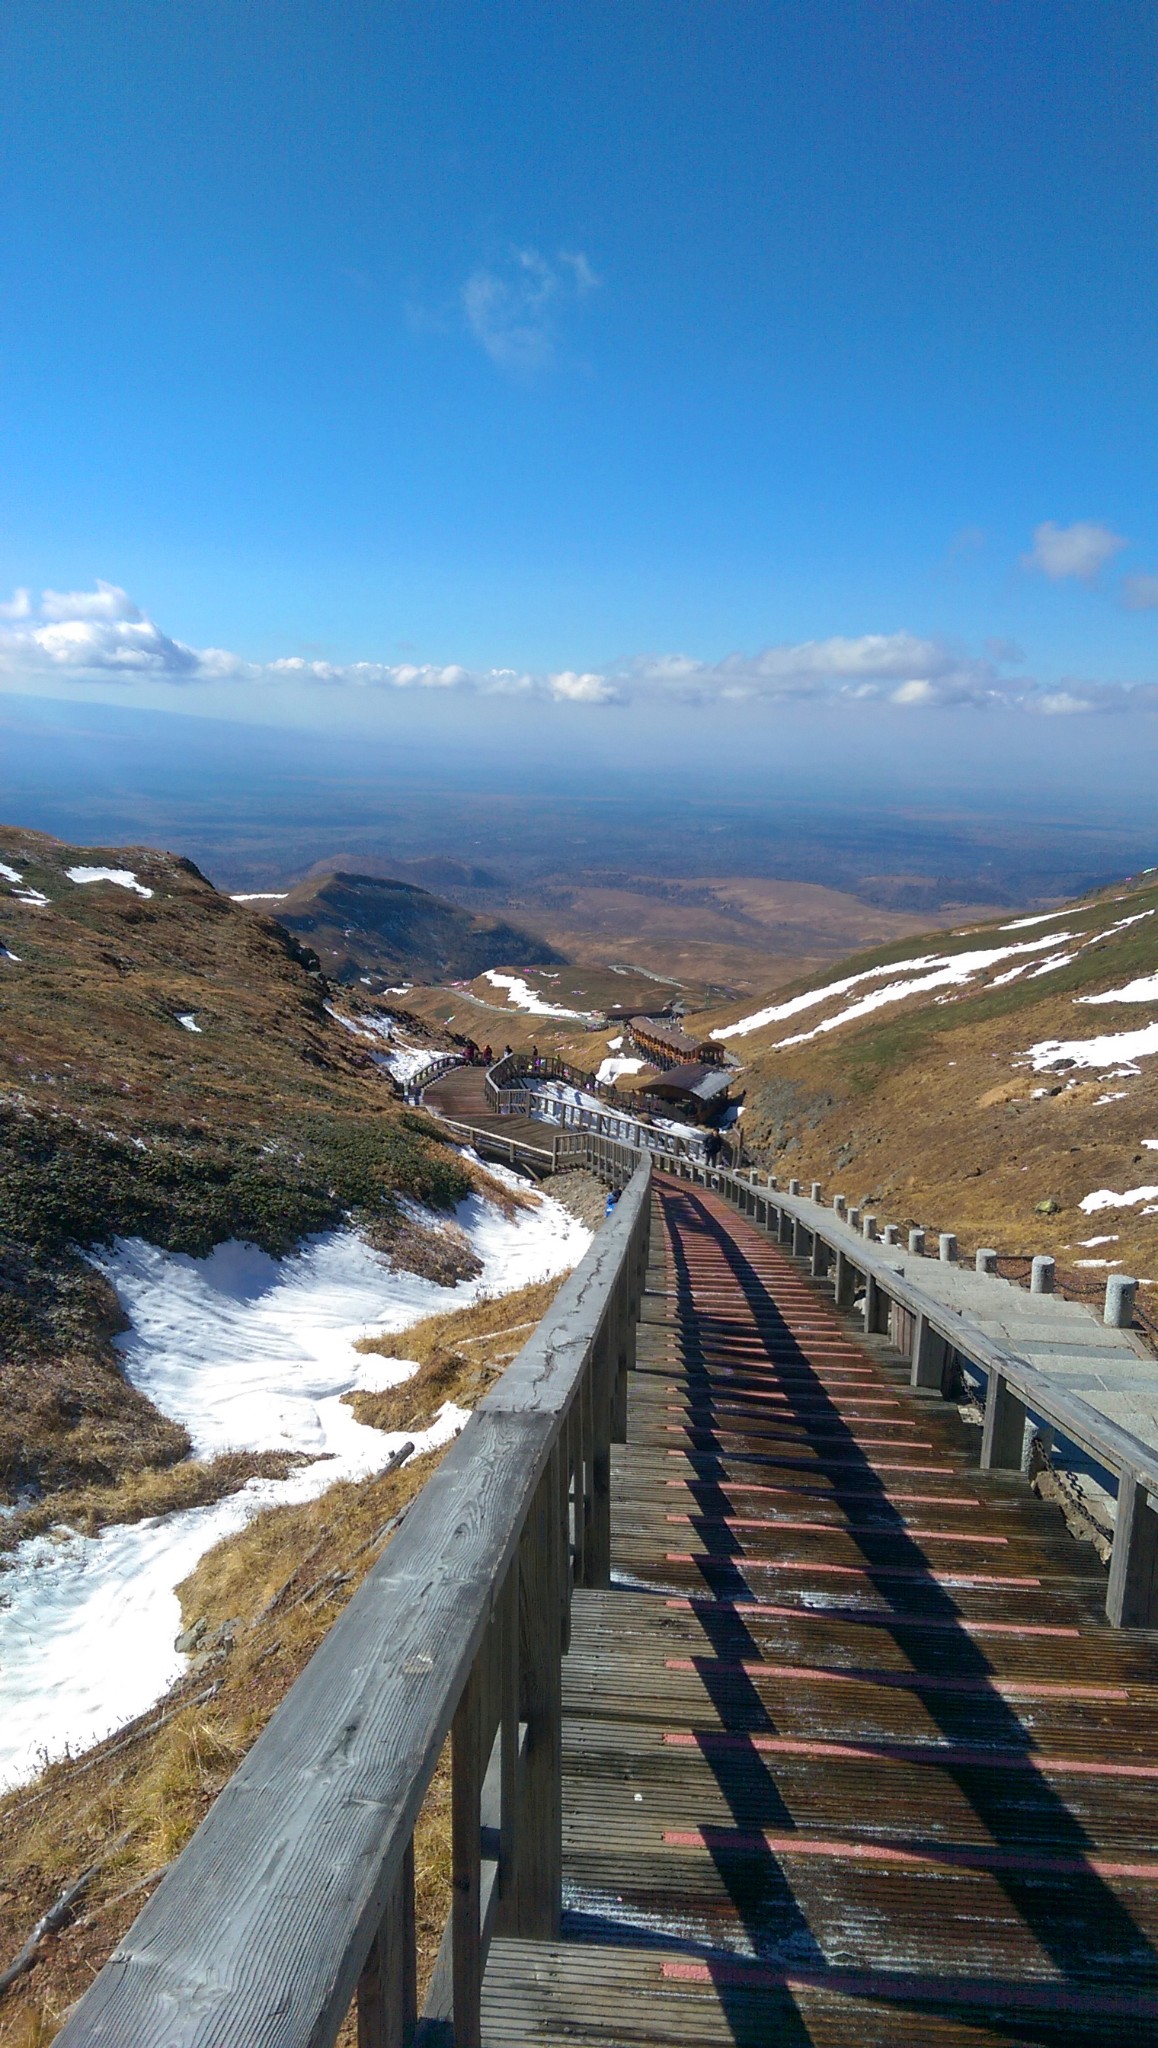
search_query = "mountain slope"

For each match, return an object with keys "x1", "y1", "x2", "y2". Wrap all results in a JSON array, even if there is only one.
[
  {"x1": 695, "y1": 870, "x2": 1158, "y2": 1283},
  {"x1": 272, "y1": 869, "x2": 560, "y2": 985},
  {"x1": 0, "y1": 827, "x2": 471, "y2": 1503}
]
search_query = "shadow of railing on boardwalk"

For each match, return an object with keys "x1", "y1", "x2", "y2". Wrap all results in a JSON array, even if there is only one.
[{"x1": 643, "y1": 1186, "x2": 1158, "y2": 2041}]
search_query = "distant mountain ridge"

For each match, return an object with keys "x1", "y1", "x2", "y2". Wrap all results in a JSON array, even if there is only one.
[
  {"x1": 305, "y1": 853, "x2": 505, "y2": 893},
  {"x1": 274, "y1": 868, "x2": 561, "y2": 985}
]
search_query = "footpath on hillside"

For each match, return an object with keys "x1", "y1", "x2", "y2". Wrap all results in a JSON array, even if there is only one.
[{"x1": 482, "y1": 1181, "x2": 1158, "y2": 2045}]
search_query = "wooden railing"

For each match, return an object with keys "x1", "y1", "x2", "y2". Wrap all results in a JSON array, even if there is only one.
[
  {"x1": 56, "y1": 1131, "x2": 1158, "y2": 2046},
  {"x1": 527, "y1": 1084, "x2": 711, "y2": 1162},
  {"x1": 480, "y1": 1053, "x2": 714, "y2": 1162},
  {"x1": 56, "y1": 1162, "x2": 652, "y2": 2048},
  {"x1": 483, "y1": 1051, "x2": 658, "y2": 1126},
  {"x1": 402, "y1": 1051, "x2": 467, "y2": 1102},
  {"x1": 431, "y1": 1113, "x2": 589, "y2": 1178},
  {"x1": 652, "y1": 1155, "x2": 1158, "y2": 1631}
]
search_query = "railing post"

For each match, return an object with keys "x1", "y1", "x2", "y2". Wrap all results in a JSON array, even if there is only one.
[
  {"x1": 863, "y1": 1272, "x2": 889, "y2": 1335},
  {"x1": 513, "y1": 1453, "x2": 564, "y2": 1936},
  {"x1": 1107, "y1": 1469, "x2": 1158, "y2": 1627},
  {"x1": 1031, "y1": 1255, "x2": 1055, "y2": 1295},
  {"x1": 1106, "y1": 1274, "x2": 1138, "y2": 1328},
  {"x1": 981, "y1": 1370, "x2": 1027, "y2": 1469},
  {"x1": 611, "y1": 1276, "x2": 629, "y2": 1443},
  {"x1": 810, "y1": 1230, "x2": 828, "y2": 1279},
  {"x1": 910, "y1": 1311, "x2": 947, "y2": 1390},
  {"x1": 587, "y1": 1321, "x2": 613, "y2": 1586},
  {"x1": 833, "y1": 1248, "x2": 854, "y2": 1310},
  {"x1": 357, "y1": 1839, "x2": 417, "y2": 2048},
  {"x1": 450, "y1": 1656, "x2": 484, "y2": 2048}
]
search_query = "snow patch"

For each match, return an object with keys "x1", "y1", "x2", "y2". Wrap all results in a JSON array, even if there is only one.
[
  {"x1": 0, "y1": 862, "x2": 22, "y2": 884},
  {"x1": 1024, "y1": 1023, "x2": 1158, "y2": 1074},
  {"x1": 713, "y1": 931, "x2": 1075, "y2": 1047},
  {"x1": 482, "y1": 971, "x2": 592, "y2": 1020},
  {"x1": 231, "y1": 892, "x2": 288, "y2": 902},
  {"x1": 1079, "y1": 1185, "x2": 1158, "y2": 1215},
  {"x1": 0, "y1": 1188, "x2": 590, "y2": 1787},
  {"x1": 1027, "y1": 951, "x2": 1078, "y2": 978},
  {"x1": 1082, "y1": 973, "x2": 1158, "y2": 1006},
  {"x1": 596, "y1": 1055, "x2": 646, "y2": 1085},
  {"x1": 176, "y1": 1013, "x2": 201, "y2": 1033},
  {"x1": 999, "y1": 909, "x2": 1070, "y2": 931},
  {"x1": 383, "y1": 1045, "x2": 442, "y2": 1085},
  {"x1": 66, "y1": 866, "x2": 153, "y2": 898},
  {"x1": 326, "y1": 1006, "x2": 440, "y2": 1085}
]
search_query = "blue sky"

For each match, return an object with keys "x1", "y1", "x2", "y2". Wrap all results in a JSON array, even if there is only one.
[{"x1": 1, "y1": 1, "x2": 1156, "y2": 760}]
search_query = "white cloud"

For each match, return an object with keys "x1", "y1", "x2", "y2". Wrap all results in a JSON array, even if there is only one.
[
  {"x1": 611, "y1": 633, "x2": 1006, "y2": 708},
  {"x1": 1034, "y1": 690, "x2": 1097, "y2": 716},
  {"x1": 461, "y1": 244, "x2": 599, "y2": 371},
  {"x1": 548, "y1": 669, "x2": 616, "y2": 704},
  {"x1": 39, "y1": 579, "x2": 141, "y2": 623},
  {"x1": 0, "y1": 582, "x2": 201, "y2": 677},
  {"x1": 3, "y1": 583, "x2": 1157, "y2": 719},
  {"x1": 1023, "y1": 520, "x2": 1126, "y2": 583}
]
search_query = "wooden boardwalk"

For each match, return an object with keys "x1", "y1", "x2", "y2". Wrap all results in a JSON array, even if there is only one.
[
  {"x1": 482, "y1": 1182, "x2": 1158, "y2": 2045},
  {"x1": 424, "y1": 1062, "x2": 556, "y2": 1153}
]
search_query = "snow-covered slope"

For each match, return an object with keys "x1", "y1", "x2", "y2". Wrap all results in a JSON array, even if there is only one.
[{"x1": 0, "y1": 1185, "x2": 589, "y2": 1787}]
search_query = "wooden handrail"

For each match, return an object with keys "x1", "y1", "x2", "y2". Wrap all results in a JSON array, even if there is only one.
[
  {"x1": 652, "y1": 1155, "x2": 1158, "y2": 1629},
  {"x1": 56, "y1": 1163, "x2": 652, "y2": 2048},
  {"x1": 402, "y1": 1051, "x2": 467, "y2": 1101},
  {"x1": 482, "y1": 1051, "x2": 670, "y2": 1128}
]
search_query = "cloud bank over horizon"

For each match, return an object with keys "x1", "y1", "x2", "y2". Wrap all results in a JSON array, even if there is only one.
[{"x1": 1, "y1": 579, "x2": 1156, "y2": 719}]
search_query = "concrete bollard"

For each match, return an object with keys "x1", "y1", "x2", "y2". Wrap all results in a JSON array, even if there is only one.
[
  {"x1": 939, "y1": 1233, "x2": 958, "y2": 1264},
  {"x1": 1105, "y1": 1275, "x2": 1138, "y2": 1328},
  {"x1": 909, "y1": 1228, "x2": 926, "y2": 1256},
  {"x1": 788, "y1": 1177, "x2": 800, "y2": 1197},
  {"x1": 1030, "y1": 1255, "x2": 1055, "y2": 1295},
  {"x1": 883, "y1": 1223, "x2": 900, "y2": 1246},
  {"x1": 976, "y1": 1248, "x2": 998, "y2": 1276},
  {"x1": 862, "y1": 1214, "x2": 878, "y2": 1241},
  {"x1": 847, "y1": 1207, "x2": 861, "y2": 1233},
  {"x1": 811, "y1": 1181, "x2": 823, "y2": 1203},
  {"x1": 833, "y1": 1195, "x2": 847, "y2": 1219}
]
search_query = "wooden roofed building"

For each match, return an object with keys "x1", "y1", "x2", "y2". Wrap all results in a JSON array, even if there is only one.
[
  {"x1": 639, "y1": 1061, "x2": 732, "y2": 1124},
  {"x1": 626, "y1": 1014, "x2": 724, "y2": 1070}
]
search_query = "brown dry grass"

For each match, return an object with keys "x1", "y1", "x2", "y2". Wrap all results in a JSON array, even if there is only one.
[
  {"x1": 718, "y1": 873, "x2": 1158, "y2": 1284},
  {"x1": 0, "y1": 1450, "x2": 311, "y2": 1558},
  {"x1": 351, "y1": 1274, "x2": 566, "y2": 1434},
  {"x1": 0, "y1": 1259, "x2": 576, "y2": 2042}
]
